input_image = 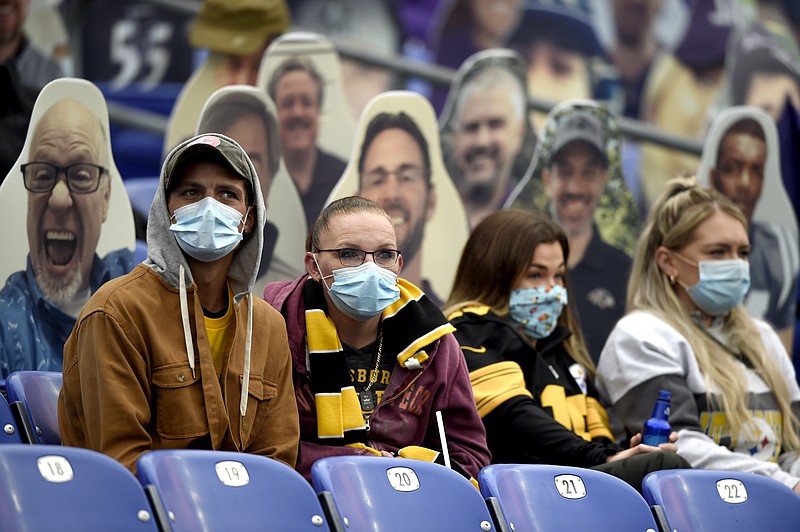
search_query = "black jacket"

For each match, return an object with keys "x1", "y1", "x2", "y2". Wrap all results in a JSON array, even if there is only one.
[{"x1": 450, "y1": 307, "x2": 620, "y2": 466}]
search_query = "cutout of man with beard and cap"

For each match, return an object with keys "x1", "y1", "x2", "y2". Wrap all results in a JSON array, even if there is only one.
[
  {"x1": 441, "y1": 49, "x2": 535, "y2": 229},
  {"x1": 541, "y1": 108, "x2": 631, "y2": 364},
  {"x1": 0, "y1": 78, "x2": 135, "y2": 377},
  {"x1": 698, "y1": 106, "x2": 799, "y2": 354},
  {"x1": 507, "y1": 99, "x2": 641, "y2": 364}
]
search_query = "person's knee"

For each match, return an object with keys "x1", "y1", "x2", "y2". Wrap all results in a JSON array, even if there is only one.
[
  {"x1": 660, "y1": 452, "x2": 691, "y2": 470},
  {"x1": 638, "y1": 451, "x2": 691, "y2": 472}
]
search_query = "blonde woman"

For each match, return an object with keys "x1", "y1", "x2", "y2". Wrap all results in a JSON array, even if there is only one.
[{"x1": 597, "y1": 177, "x2": 800, "y2": 493}]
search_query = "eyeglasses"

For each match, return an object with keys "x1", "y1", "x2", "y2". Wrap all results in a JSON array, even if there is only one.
[
  {"x1": 362, "y1": 165, "x2": 427, "y2": 187},
  {"x1": 21, "y1": 162, "x2": 107, "y2": 194},
  {"x1": 315, "y1": 248, "x2": 401, "y2": 268}
]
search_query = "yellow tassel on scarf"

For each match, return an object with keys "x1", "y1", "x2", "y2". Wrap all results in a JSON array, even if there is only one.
[{"x1": 397, "y1": 445, "x2": 480, "y2": 489}]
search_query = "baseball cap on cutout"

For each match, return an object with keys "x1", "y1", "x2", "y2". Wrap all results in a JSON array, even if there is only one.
[
  {"x1": 165, "y1": 134, "x2": 256, "y2": 203},
  {"x1": 549, "y1": 110, "x2": 608, "y2": 166},
  {"x1": 507, "y1": 2, "x2": 603, "y2": 57},
  {"x1": 190, "y1": 0, "x2": 290, "y2": 55}
]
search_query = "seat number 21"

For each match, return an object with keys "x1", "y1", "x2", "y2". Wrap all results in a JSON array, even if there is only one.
[{"x1": 554, "y1": 474, "x2": 587, "y2": 499}]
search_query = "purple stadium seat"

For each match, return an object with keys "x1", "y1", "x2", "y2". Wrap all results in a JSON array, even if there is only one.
[
  {"x1": 0, "y1": 444, "x2": 161, "y2": 531},
  {"x1": 137, "y1": 449, "x2": 338, "y2": 532},
  {"x1": 0, "y1": 393, "x2": 21, "y2": 444},
  {"x1": 6, "y1": 370, "x2": 62, "y2": 445},
  {"x1": 479, "y1": 464, "x2": 661, "y2": 532},
  {"x1": 312, "y1": 455, "x2": 504, "y2": 531},
  {"x1": 643, "y1": 468, "x2": 800, "y2": 531}
]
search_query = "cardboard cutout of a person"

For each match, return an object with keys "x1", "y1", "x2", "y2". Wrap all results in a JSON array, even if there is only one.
[
  {"x1": 697, "y1": 105, "x2": 799, "y2": 354},
  {"x1": 507, "y1": 99, "x2": 640, "y2": 362},
  {"x1": 440, "y1": 49, "x2": 536, "y2": 229},
  {"x1": 196, "y1": 85, "x2": 306, "y2": 294},
  {"x1": 328, "y1": 91, "x2": 469, "y2": 306},
  {"x1": 292, "y1": 0, "x2": 402, "y2": 120},
  {"x1": 426, "y1": 0, "x2": 524, "y2": 113},
  {"x1": 637, "y1": 0, "x2": 749, "y2": 211},
  {"x1": 0, "y1": 78, "x2": 136, "y2": 377},
  {"x1": 506, "y1": 2, "x2": 604, "y2": 135},
  {"x1": 723, "y1": 22, "x2": 800, "y2": 122},
  {"x1": 258, "y1": 32, "x2": 355, "y2": 231}
]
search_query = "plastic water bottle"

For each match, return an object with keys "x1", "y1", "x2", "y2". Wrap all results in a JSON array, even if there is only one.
[{"x1": 642, "y1": 390, "x2": 671, "y2": 446}]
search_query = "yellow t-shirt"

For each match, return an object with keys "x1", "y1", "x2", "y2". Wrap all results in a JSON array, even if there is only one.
[{"x1": 204, "y1": 288, "x2": 234, "y2": 378}]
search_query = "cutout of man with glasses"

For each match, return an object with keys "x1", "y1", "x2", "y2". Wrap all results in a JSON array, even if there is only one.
[{"x1": 0, "y1": 98, "x2": 133, "y2": 377}]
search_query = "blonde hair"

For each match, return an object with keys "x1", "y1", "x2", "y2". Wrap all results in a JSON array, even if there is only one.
[{"x1": 629, "y1": 177, "x2": 799, "y2": 451}]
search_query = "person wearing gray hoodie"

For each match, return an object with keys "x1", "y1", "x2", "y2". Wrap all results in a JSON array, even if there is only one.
[{"x1": 58, "y1": 133, "x2": 299, "y2": 473}]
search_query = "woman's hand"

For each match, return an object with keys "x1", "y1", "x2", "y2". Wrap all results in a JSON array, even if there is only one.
[
  {"x1": 660, "y1": 430, "x2": 680, "y2": 451},
  {"x1": 630, "y1": 431, "x2": 679, "y2": 452},
  {"x1": 607, "y1": 431, "x2": 680, "y2": 463}
]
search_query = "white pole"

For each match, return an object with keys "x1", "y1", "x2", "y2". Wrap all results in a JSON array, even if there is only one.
[{"x1": 436, "y1": 410, "x2": 451, "y2": 469}]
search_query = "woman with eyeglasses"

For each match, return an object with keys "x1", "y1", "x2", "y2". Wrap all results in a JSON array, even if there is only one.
[
  {"x1": 597, "y1": 177, "x2": 800, "y2": 493},
  {"x1": 445, "y1": 209, "x2": 688, "y2": 492},
  {"x1": 263, "y1": 196, "x2": 490, "y2": 481}
]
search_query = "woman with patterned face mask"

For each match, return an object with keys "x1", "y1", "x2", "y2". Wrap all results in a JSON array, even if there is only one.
[
  {"x1": 597, "y1": 177, "x2": 800, "y2": 495},
  {"x1": 445, "y1": 209, "x2": 688, "y2": 493}
]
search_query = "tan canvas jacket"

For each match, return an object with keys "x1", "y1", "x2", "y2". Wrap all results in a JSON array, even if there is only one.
[{"x1": 59, "y1": 265, "x2": 299, "y2": 472}]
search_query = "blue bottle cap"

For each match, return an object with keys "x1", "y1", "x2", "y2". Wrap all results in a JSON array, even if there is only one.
[{"x1": 658, "y1": 390, "x2": 671, "y2": 401}]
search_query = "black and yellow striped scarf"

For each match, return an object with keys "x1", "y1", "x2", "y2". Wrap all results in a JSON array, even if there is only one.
[{"x1": 304, "y1": 278, "x2": 455, "y2": 443}]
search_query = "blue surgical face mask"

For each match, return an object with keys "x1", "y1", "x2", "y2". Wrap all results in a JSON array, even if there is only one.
[
  {"x1": 509, "y1": 285, "x2": 568, "y2": 339},
  {"x1": 169, "y1": 196, "x2": 247, "y2": 262},
  {"x1": 317, "y1": 259, "x2": 401, "y2": 321},
  {"x1": 679, "y1": 258, "x2": 750, "y2": 316}
]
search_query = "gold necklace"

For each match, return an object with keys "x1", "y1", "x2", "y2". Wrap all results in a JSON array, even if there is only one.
[
  {"x1": 363, "y1": 331, "x2": 383, "y2": 392},
  {"x1": 358, "y1": 331, "x2": 383, "y2": 411}
]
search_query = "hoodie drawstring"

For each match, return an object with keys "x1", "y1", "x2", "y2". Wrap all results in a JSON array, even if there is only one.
[
  {"x1": 179, "y1": 265, "x2": 253, "y2": 440},
  {"x1": 179, "y1": 265, "x2": 196, "y2": 379},
  {"x1": 240, "y1": 293, "x2": 252, "y2": 418}
]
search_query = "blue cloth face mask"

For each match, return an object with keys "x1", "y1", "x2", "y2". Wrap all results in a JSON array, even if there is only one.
[
  {"x1": 169, "y1": 196, "x2": 246, "y2": 262},
  {"x1": 509, "y1": 285, "x2": 568, "y2": 339},
  {"x1": 681, "y1": 258, "x2": 750, "y2": 316},
  {"x1": 318, "y1": 260, "x2": 401, "y2": 321}
]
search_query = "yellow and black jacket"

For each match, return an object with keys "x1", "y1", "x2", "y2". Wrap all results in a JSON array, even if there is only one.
[{"x1": 450, "y1": 306, "x2": 620, "y2": 466}]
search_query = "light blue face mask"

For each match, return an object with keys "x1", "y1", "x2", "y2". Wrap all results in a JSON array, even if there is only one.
[
  {"x1": 169, "y1": 196, "x2": 246, "y2": 262},
  {"x1": 509, "y1": 285, "x2": 568, "y2": 340},
  {"x1": 681, "y1": 258, "x2": 750, "y2": 316},
  {"x1": 318, "y1": 260, "x2": 401, "y2": 321}
]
